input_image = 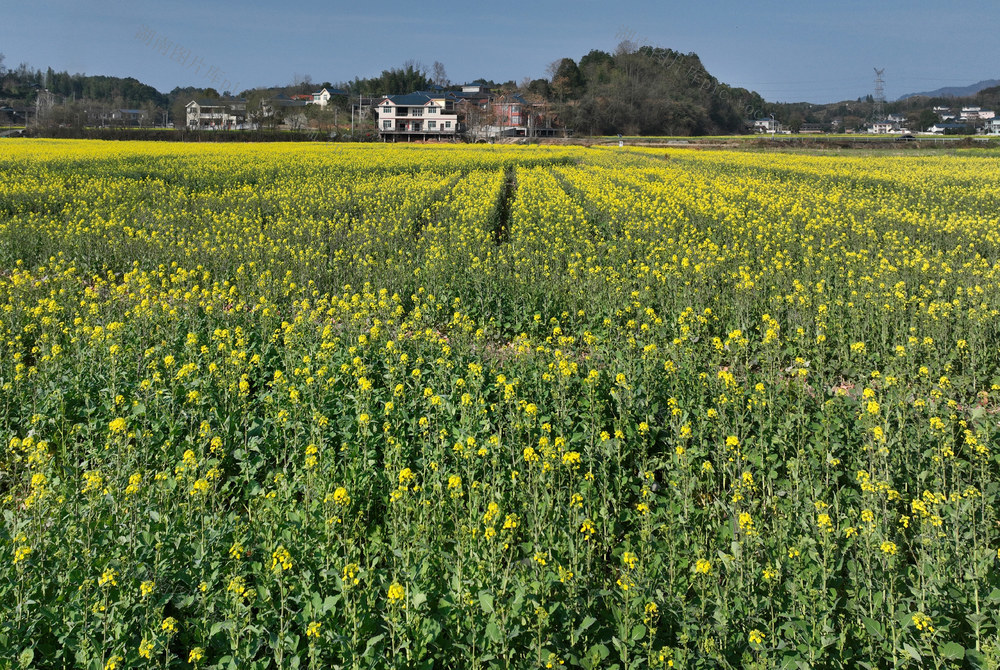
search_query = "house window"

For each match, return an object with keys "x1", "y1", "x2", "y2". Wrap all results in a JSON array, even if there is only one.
[
  {"x1": 383, "y1": 106, "x2": 391, "y2": 114},
  {"x1": 412, "y1": 108, "x2": 423, "y2": 116},
  {"x1": 428, "y1": 120, "x2": 437, "y2": 130},
  {"x1": 427, "y1": 106, "x2": 437, "y2": 113},
  {"x1": 444, "y1": 121, "x2": 451, "y2": 129},
  {"x1": 383, "y1": 120, "x2": 391, "y2": 129}
]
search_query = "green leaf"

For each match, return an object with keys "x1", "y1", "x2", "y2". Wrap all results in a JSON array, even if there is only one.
[
  {"x1": 587, "y1": 643, "x2": 610, "y2": 661},
  {"x1": 574, "y1": 616, "x2": 597, "y2": 638},
  {"x1": 485, "y1": 621, "x2": 502, "y2": 644},
  {"x1": 412, "y1": 591, "x2": 427, "y2": 608},
  {"x1": 938, "y1": 642, "x2": 964, "y2": 660},
  {"x1": 902, "y1": 643, "x2": 921, "y2": 662},
  {"x1": 778, "y1": 650, "x2": 804, "y2": 669},
  {"x1": 630, "y1": 623, "x2": 647, "y2": 641},
  {"x1": 363, "y1": 634, "x2": 385, "y2": 658},
  {"x1": 861, "y1": 616, "x2": 883, "y2": 640},
  {"x1": 478, "y1": 591, "x2": 494, "y2": 614},
  {"x1": 611, "y1": 636, "x2": 627, "y2": 658},
  {"x1": 210, "y1": 620, "x2": 234, "y2": 637}
]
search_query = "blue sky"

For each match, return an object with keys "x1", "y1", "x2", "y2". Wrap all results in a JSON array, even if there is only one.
[{"x1": 2, "y1": 0, "x2": 997, "y2": 102}]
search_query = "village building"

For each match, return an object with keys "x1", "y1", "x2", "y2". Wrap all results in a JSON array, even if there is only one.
[
  {"x1": 375, "y1": 92, "x2": 461, "y2": 141},
  {"x1": 752, "y1": 117, "x2": 781, "y2": 133},
  {"x1": 311, "y1": 87, "x2": 346, "y2": 106},
  {"x1": 185, "y1": 99, "x2": 247, "y2": 129}
]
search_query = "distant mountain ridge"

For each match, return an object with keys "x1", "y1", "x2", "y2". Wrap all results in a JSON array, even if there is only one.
[{"x1": 897, "y1": 79, "x2": 1000, "y2": 101}]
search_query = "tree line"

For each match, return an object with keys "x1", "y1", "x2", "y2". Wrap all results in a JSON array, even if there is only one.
[{"x1": 2, "y1": 46, "x2": 770, "y2": 136}]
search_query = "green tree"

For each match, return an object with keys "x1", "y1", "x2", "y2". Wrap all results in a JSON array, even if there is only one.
[
  {"x1": 548, "y1": 58, "x2": 583, "y2": 100},
  {"x1": 914, "y1": 109, "x2": 939, "y2": 132},
  {"x1": 525, "y1": 79, "x2": 550, "y2": 99},
  {"x1": 579, "y1": 50, "x2": 615, "y2": 87}
]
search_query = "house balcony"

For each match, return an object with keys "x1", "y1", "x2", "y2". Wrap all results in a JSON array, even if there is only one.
[
  {"x1": 379, "y1": 124, "x2": 465, "y2": 141},
  {"x1": 380, "y1": 127, "x2": 462, "y2": 134}
]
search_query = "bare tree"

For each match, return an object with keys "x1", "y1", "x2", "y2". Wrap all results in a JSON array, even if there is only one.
[
  {"x1": 614, "y1": 39, "x2": 637, "y2": 57},
  {"x1": 246, "y1": 90, "x2": 278, "y2": 130},
  {"x1": 432, "y1": 61, "x2": 449, "y2": 87},
  {"x1": 403, "y1": 59, "x2": 427, "y2": 79}
]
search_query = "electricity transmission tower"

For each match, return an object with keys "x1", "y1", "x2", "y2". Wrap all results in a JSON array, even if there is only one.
[{"x1": 873, "y1": 68, "x2": 886, "y2": 120}]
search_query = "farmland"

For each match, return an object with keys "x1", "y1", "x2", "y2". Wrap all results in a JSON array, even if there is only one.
[{"x1": 1, "y1": 139, "x2": 999, "y2": 669}]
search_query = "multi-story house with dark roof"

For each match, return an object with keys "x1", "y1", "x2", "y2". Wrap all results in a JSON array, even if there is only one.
[
  {"x1": 375, "y1": 92, "x2": 462, "y2": 141},
  {"x1": 185, "y1": 99, "x2": 247, "y2": 129}
]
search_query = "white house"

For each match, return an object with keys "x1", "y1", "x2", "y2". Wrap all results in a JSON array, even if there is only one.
[
  {"x1": 376, "y1": 93, "x2": 461, "y2": 141},
  {"x1": 752, "y1": 117, "x2": 780, "y2": 133},
  {"x1": 186, "y1": 99, "x2": 247, "y2": 129},
  {"x1": 986, "y1": 118, "x2": 1000, "y2": 135},
  {"x1": 928, "y1": 122, "x2": 969, "y2": 134},
  {"x1": 311, "y1": 87, "x2": 346, "y2": 107},
  {"x1": 961, "y1": 106, "x2": 983, "y2": 121},
  {"x1": 462, "y1": 82, "x2": 490, "y2": 94},
  {"x1": 869, "y1": 121, "x2": 895, "y2": 134}
]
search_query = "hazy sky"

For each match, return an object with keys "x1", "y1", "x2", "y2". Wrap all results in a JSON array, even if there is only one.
[{"x1": 2, "y1": 0, "x2": 997, "y2": 103}]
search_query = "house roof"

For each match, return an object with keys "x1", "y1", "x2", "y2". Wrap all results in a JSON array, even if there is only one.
[
  {"x1": 189, "y1": 98, "x2": 247, "y2": 107},
  {"x1": 448, "y1": 91, "x2": 490, "y2": 99},
  {"x1": 272, "y1": 99, "x2": 309, "y2": 107},
  {"x1": 494, "y1": 93, "x2": 527, "y2": 105},
  {"x1": 381, "y1": 93, "x2": 436, "y2": 106}
]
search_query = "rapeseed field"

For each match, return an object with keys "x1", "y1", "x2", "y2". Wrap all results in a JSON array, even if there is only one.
[{"x1": 1, "y1": 139, "x2": 999, "y2": 669}]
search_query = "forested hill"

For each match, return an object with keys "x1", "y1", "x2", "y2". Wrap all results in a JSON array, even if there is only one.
[
  {"x1": 534, "y1": 46, "x2": 767, "y2": 136},
  {"x1": 1, "y1": 64, "x2": 167, "y2": 108}
]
